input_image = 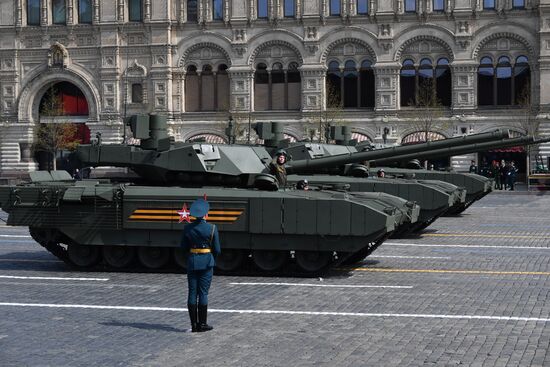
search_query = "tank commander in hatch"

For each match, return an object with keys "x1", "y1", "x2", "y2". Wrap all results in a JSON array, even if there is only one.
[
  {"x1": 180, "y1": 197, "x2": 221, "y2": 332},
  {"x1": 269, "y1": 149, "x2": 288, "y2": 188},
  {"x1": 296, "y1": 179, "x2": 309, "y2": 190}
]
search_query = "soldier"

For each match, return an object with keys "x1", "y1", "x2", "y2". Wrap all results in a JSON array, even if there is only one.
[
  {"x1": 269, "y1": 149, "x2": 288, "y2": 188},
  {"x1": 181, "y1": 198, "x2": 221, "y2": 332},
  {"x1": 377, "y1": 168, "x2": 385, "y2": 178},
  {"x1": 296, "y1": 179, "x2": 309, "y2": 190}
]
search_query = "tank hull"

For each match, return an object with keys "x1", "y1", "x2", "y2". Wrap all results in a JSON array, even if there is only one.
[{"x1": 0, "y1": 180, "x2": 397, "y2": 273}]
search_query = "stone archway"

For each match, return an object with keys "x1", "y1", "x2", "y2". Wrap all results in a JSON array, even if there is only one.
[{"x1": 17, "y1": 66, "x2": 100, "y2": 124}]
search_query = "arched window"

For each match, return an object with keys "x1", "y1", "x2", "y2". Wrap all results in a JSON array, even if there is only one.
[
  {"x1": 330, "y1": 0, "x2": 340, "y2": 16},
  {"x1": 477, "y1": 56, "x2": 530, "y2": 107},
  {"x1": 402, "y1": 131, "x2": 446, "y2": 144},
  {"x1": 187, "y1": 0, "x2": 198, "y2": 21},
  {"x1": 217, "y1": 64, "x2": 230, "y2": 111},
  {"x1": 401, "y1": 58, "x2": 452, "y2": 107},
  {"x1": 326, "y1": 61, "x2": 341, "y2": 108},
  {"x1": 185, "y1": 64, "x2": 230, "y2": 112},
  {"x1": 400, "y1": 59, "x2": 416, "y2": 106},
  {"x1": 326, "y1": 60, "x2": 374, "y2": 109},
  {"x1": 257, "y1": 0, "x2": 268, "y2": 18},
  {"x1": 39, "y1": 82, "x2": 89, "y2": 116},
  {"x1": 284, "y1": 0, "x2": 295, "y2": 17},
  {"x1": 343, "y1": 61, "x2": 358, "y2": 108},
  {"x1": 496, "y1": 56, "x2": 512, "y2": 106},
  {"x1": 254, "y1": 63, "x2": 269, "y2": 110},
  {"x1": 185, "y1": 65, "x2": 199, "y2": 112},
  {"x1": 129, "y1": 0, "x2": 143, "y2": 22},
  {"x1": 201, "y1": 65, "x2": 215, "y2": 111},
  {"x1": 78, "y1": 0, "x2": 93, "y2": 23},
  {"x1": 52, "y1": 0, "x2": 66, "y2": 24},
  {"x1": 27, "y1": 0, "x2": 40, "y2": 25},
  {"x1": 478, "y1": 57, "x2": 494, "y2": 106},
  {"x1": 287, "y1": 62, "x2": 301, "y2": 110},
  {"x1": 131, "y1": 83, "x2": 143, "y2": 103},
  {"x1": 212, "y1": 0, "x2": 223, "y2": 20},
  {"x1": 360, "y1": 60, "x2": 375, "y2": 108},
  {"x1": 187, "y1": 134, "x2": 227, "y2": 144},
  {"x1": 436, "y1": 58, "x2": 451, "y2": 107},
  {"x1": 514, "y1": 56, "x2": 530, "y2": 105},
  {"x1": 356, "y1": 0, "x2": 368, "y2": 15},
  {"x1": 255, "y1": 62, "x2": 301, "y2": 111},
  {"x1": 418, "y1": 58, "x2": 434, "y2": 105}
]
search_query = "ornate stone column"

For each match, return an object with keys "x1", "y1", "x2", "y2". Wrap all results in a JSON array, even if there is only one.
[
  {"x1": 373, "y1": 63, "x2": 400, "y2": 112},
  {"x1": 450, "y1": 61, "x2": 477, "y2": 111},
  {"x1": 228, "y1": 66, "x2": 254, "y2": 113},
  {"x1": 299, "y1": 65, "x2": 326, "y2": 113}
]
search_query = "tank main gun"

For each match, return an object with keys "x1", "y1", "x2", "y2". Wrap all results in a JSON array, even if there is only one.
[
  {"x1": 273, "y1": 125, "x2": 511, "y2": 174},
  {"x1": 370, "y1": 136, "x2": 550, "y2": 167}
]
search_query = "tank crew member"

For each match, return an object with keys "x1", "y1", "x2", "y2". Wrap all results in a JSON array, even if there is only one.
[
  {"x1": 269, "y1": 149, "x2": 288, "y2": 188},
  {"x1": 181, "y1": 198, "x2": 221, "y2": 332},
  {"x1": 377, "y1": 169, "x2": 385, "y2": 178},
  {"x1": 296, "y1": 179, "x2": 309, "y2": 190}
]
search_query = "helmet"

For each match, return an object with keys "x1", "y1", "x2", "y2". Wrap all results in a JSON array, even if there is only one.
[
  {"x1": 275, "y1": 149, "x2": 288, "y2": 157},
  {"x1": 296, "y1": 179, "x2": 309, "y2": 190}
]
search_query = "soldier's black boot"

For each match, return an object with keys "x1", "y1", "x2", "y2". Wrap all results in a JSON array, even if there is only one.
[
  {"x1": 198, "y1": 304, "x2": 213, "y2": 332},
  {"x1": 188, "y1": 304, "x2": 199, "y2": 332}
]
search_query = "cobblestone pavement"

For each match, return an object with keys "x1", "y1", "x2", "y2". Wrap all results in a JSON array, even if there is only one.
[{"x1": 0, "y1": 191, "x2": 549, "y2": 366}]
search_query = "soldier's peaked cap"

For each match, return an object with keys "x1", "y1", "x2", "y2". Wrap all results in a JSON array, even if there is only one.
[{"x1": 190, "y1": 198, "x2": 209, "y2": 218}]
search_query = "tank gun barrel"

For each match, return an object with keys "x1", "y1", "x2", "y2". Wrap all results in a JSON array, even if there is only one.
[
  {"x1": 286, "y1": 129, "x2": 510, "y2": 173},
  {"x1": 370, "y1": 136, "x2": 550, "y2": 166}
]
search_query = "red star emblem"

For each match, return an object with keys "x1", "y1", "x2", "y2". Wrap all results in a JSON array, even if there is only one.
[{"x1": 177, "y1": 203, "x2": 191, "y2": 223}]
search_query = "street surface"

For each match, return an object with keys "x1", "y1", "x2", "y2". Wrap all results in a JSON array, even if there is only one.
[{"x1": 0, "y1": 191, "x2": 549, "y2": 366}]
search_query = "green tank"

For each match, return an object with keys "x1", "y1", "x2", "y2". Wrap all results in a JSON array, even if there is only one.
[
  {"x1": 0, "y1": 115, "x2": 414, "y2": 274},
  {"x1": 256, "y1": 123, "x2": 507, "y2": 232},
  {"x1": 257, "y1": 123, "x2": 544, "y2": 216},
  {"x1": 370, "y1": 135, "x2": 550, "y2": 212}
]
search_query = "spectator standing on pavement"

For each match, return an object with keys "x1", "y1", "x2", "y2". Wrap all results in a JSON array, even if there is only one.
[
  {"x1": 507, "y1": 161, "x2": 518, "y2": 191},
  {"x1": 490, "y1": 161, "x2": 502, "y2": 190},
  {"x1": 469, "y1": 160, "x2": 478, "y2": 174},
  {"x1": 500, "y1": 160, "x2": 508, "y2": 190},
  {"x1": 181, "y1": 198, "x2": 221, "y2": 332}
]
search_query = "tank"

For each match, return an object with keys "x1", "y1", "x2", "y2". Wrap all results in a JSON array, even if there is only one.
[
  {"x1": 0, "y1": 115, "x2": 415, "y2": 274},
  {"x1": 370, "y1": 135, "x2": 550, "y2": 212},
  {"x1": 255, "y1": 122, "x2": 545, "y2": 215}
]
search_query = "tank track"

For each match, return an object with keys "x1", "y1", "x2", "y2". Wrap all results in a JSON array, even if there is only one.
[{"x1": 27, "y1": 227, "x2": 385, "y2": 276}]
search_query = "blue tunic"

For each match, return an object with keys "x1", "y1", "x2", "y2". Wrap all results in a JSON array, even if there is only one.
[{"x1": 180, "y1": 218, "x2": 221, "y2": 271}]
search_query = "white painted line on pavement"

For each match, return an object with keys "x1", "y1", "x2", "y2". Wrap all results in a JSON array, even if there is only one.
[
  {"x1": 0, "y1": 275, "x2": 108, "y2": 281},
  {"x1": 0, "y1": 302, "x2": 548, "y2": 322},
  {"x1": 229, "y1": 282, "x2": 413, "y2": 289},
  {"x1": 369, "y1": 255, "x2": 450, "y2": 259},
  {"x1": 0, "y1": 235, "x2": 32, "y2": 238},
  {"x1": 384, "y1": 243, "x2": 550, "y2": 250}
]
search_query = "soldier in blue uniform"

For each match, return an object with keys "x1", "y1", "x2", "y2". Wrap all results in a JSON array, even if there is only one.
[{"x1": 181, "y1": 198, "x2": 221, "y2": 332}]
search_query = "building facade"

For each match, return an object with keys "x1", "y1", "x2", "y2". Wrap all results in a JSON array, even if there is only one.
[{"x1": 0, "y1": 0, "x2": 549, "y2": 174}]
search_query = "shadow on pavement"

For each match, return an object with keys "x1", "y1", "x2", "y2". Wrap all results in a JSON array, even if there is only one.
[{"x1": 100, "y1": 320, "x2": 187, "y2": 333}]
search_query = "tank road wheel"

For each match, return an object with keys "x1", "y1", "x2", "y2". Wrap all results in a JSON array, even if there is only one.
[
  {"x1": 67, "y1": 244, "x2": 100, "y2": 268},
  {"x1": 215, "y1": 249, "x2": 245, "y2": 271},
  {"x1": 138, "y1": 247, "x2": 170, "y2": 269},
  {"x1": 102, "y1": 246, "x2": 136, "y2": 268},
  {"x1": 295, "y1": 251, "x2": 332, "y2": 273},
  {"x1": 173, "y1": 248, "x2": 188, "y2": 270},
  {"x1": 252, "y1": 250, "x2": 288, "y2": 271}
]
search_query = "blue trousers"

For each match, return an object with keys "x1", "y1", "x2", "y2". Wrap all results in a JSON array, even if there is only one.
[{"x1": 187, "y1": 267, "x2": 213, "y2": 305}]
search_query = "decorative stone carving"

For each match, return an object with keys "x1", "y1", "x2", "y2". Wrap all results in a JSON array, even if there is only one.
[{"x1": 48, "y1": 42, "x2": 69, "y2": 68}]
